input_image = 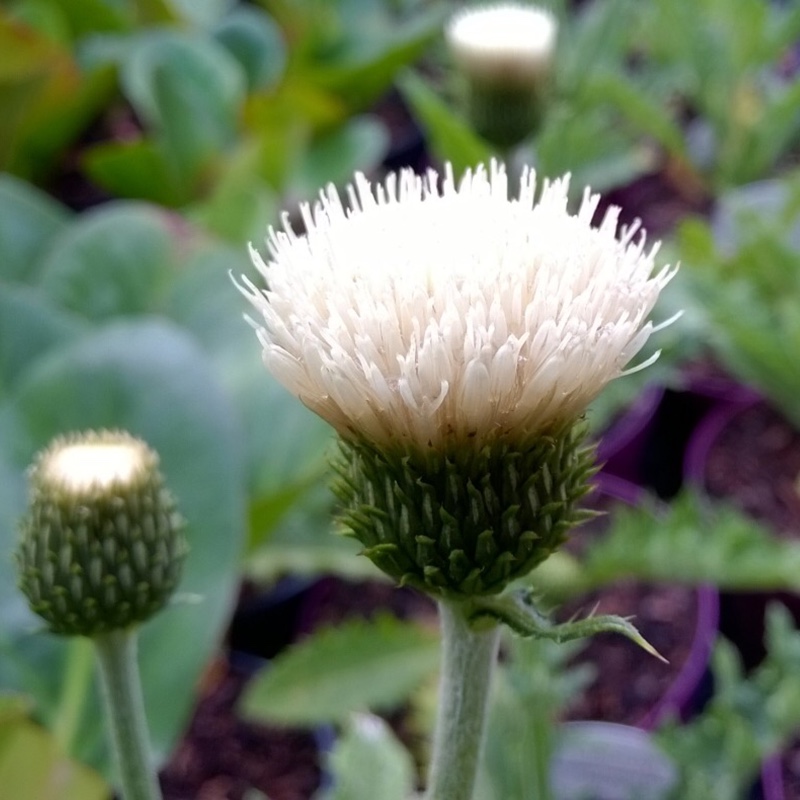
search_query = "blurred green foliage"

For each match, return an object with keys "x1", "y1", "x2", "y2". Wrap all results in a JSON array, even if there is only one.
[
  {"x1": 678, "y1": 173, "x2": 800, "y2": 427},
  {"x1": 2, "y1": 0, "x2": 446, "y2": 240}
]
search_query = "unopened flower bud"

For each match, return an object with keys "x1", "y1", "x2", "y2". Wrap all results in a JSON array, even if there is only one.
[
  {"x1": 16, "y1": 430, "x2": 187, "y2": 637},
  {"x1": 446, "y1": 3, "x2": 558, "y2": 148}
]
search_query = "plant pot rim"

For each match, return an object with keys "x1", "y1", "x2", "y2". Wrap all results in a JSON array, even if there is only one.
[
  {"x1": 683, "y1": 393, "x2": 763, "y2": 487},
  {"x1": 761, "y1": 752, "x2": 785, "y2": 800},
  {"x1": 597, "y1": 384, "x2": 666, "y2": 464}
]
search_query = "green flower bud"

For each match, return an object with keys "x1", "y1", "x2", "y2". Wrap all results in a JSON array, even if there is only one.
[
  {"x1": 333, "y1": 424, "x2": 596, "y2": 600},
  {"x1": 445, "y1": 3, "x2": 558, "y2": 148},
  {"x1": 16, "y1": 430, "x2": 188, "y2": 637}
]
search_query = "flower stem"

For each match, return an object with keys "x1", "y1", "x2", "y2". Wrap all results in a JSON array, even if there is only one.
[
  {"x1": 53, "y1": 636, "x2": 94, "y2": 753},
  {"x1": 93, "y1": 629, "x2": 163, "y2": 800},
  {"x1": 425, "y1": 600, "x2": 500, "y2": 800}
]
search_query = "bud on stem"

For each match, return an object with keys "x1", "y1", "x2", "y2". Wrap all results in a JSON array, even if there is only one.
[{"x1": 16, "y1": 430, "x2": 187, "y2": 637}]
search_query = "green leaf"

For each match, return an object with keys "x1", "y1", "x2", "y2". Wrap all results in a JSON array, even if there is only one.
[
  {"x1": 132, "y1": 0, "x2": 179, "y2": 25},
  {"x1": 213, "y1": 6, "x2": 286, "y2": 91},
  {"x1": 554, "y1": 0, "x2": 634, "y2": 97},
  {"x1": 187, "y1": 141, "x2": 279, "y2": 243},
  {"x1": 37, "y1": 201, "x2": 175, "y2": 321},
  {"x1": 241, "y1": 615, "x2": 440, "y2": 726},
  {"x1": 246, "y1": 538, "x2": 382, "y2": 584},
  {"x1": 0, "y1": 446, "x2": 33, "y2": 696},
  {"x1": 290, "y1": 115, "x2": 389, "y2": 200},
  {"x1": 0, "y1": 17, "x2": 115, "y2": 180},
  {"x1": 736, "y1": 79, "x2": 800, "y2": 185},
  {"x1": 8, "y1": 0, "x2": 73, "y2": 45},
  {"x1": 163, "y1": 242, "x2": 333, "y2": 505},
  {"x1": 0, "y1": 16, "x2": 76, "y2": 174},
  {"x1": 164, "y1": 0, "x2": 234, "y2": 28},
  {"x1": 478, "y1": 636, "x2": 592, "y2": 800},
  {"x1": 469, "y1": 591, "x2": 666, "y2": 662},
  {"x1": 0, "y1": 319, "x2": 246, "y2": 770},
  {"x1": 587, "y1": 72, "x2": 686, "y2": 157},
  {"x1": 121, "y1": 30, "x2": 245, "y2": 187},
  {"x1": 765, "y1": 0, "x2": 800, "y2": 58},
  {"x1": 82, "y1": 138, "x2": 189, "y2": 207},
  {"x1": 23, "y1": 63, "x2": 115, "y2": 182},
  {"x1": 659, "y1": 605, "x2": 800, "y2": 799},
  {"x1": 398, "y1": 70, "x2": 493, "y2": 177},
  {"x1": 304, "y1": 5, "x2": 446, "y2": 112},
  {"x1": 0, "y1": 173, "x2": 71, "y2": 284},
  {"x1": 245, "y1": 484, "x2": 379, "y2": 583},
  {"x1": 536, "y1": 104, "x2": 655, "y2": 194},
  {"x1": 45, "y1": 0, "x2": 132, "y2": 37},
  {"x1": 0, "y1": 284, "x2": 88, "y2": 396},
  {"x1": 677, "y1": 191, "x2": 800, "y2": 427},
  {"x1": 581, "y1": 492, "x2": 800, "y2": 591},
  {"x1": 164, "y1": 238, "x2": 336, "y2": 572},
  {"x1": 317, "y1": 714, "x2": 416, "y2": 800},
  {"x1": 0, "y1": 699, "x2": 109, "y2": 800}
]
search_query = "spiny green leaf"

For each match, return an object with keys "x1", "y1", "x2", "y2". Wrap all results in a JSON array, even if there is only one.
[
  {"x1": 581, "y1": 491, "x2": 800, "y2": 591},
  {"x1": 658, "y1": 605, "x2": 800, "y2": 799},
  {"x1": 468, "y1": 590, "x2": 665, "y2": 661}
]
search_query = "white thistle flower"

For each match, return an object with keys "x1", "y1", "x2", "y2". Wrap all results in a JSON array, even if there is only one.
[
  {"x1": 237, "y1": 161, "x2": 676, "y2": 456},
  {"x1": 445, "y1": 3, "x2": 558, "y2": 87}
]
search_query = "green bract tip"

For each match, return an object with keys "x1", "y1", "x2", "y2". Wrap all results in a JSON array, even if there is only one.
[
  {"x1": 333, "y1": 424, "x2": 596, "y2": 600},
  {"x1": 15, "y1": 430, "x2": 188, "y2": 637}
]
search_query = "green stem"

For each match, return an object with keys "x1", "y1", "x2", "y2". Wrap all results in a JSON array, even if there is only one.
[
  {"x1": 93, "y1": 629, "x2": 162, "y2": 800},
  {"x1": 424, "y1": 601, "x2": 500, "y2": 800},
  {"x1": 530, "y1": 709, "x2": 553, "y2": 800},
  {"x1": 53, "y1": 637, "x2": 94, "y2": 753}
]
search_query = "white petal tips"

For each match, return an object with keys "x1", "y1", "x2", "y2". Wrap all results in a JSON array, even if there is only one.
[{"x1": 238, "y1": 161, "x2": 676, "y2": 454}]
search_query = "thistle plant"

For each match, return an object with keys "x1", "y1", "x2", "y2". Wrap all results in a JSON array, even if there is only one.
[
  {"x1": 445, "y1": 3, "x2": 557, "y2": 153},
  {"x1": 16, "y1": 430, "x2": 187, "y2": 800},
  {"x1": 237, "y1": 161, "x2": 675, "y2": 800}
]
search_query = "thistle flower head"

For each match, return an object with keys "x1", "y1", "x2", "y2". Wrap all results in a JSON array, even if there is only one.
[
  {"x1": 446, "y1": 3, "x2": 558, "y2": 87},
  {"x1": 238, "y1": 162, "x2": 675, "y2": 460},
  {"x1": 16, "y1": 430, "x2": 187, "y2": 637}
]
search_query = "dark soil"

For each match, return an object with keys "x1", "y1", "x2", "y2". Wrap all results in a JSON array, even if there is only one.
[
  {"x1": 702, "y1": 400, "x2": 800, "y2": 671},
  {"x1": 560, "y1": 581, "x2": 697, "y2": 726},
  {"x1": 159, "y1": 655, "x2": 321, "y2": 800},
  {"x1": 703, "y1": 401, "x2": 800, "y2": 536},
  {"x1": 597, "y1": 160, "x2": 712, "y2": 240},
  {"x1": 158, "y1": 579, "x2": 436, "y2": 800},
  {"x1": 557, "y1": 491, "x2": 701, "y2": 726},
  {"x1": 158, "y1": 562, "x2": 698, "y2": 798}
]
